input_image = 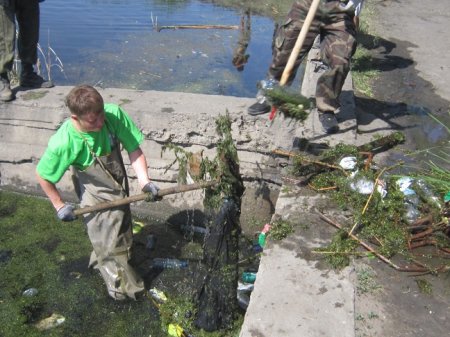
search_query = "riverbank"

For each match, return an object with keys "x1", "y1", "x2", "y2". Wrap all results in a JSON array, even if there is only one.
[{"x1": 1, "y1": 1, "x2": 449, "y2": 336}]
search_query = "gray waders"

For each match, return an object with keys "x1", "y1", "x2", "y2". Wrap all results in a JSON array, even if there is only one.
[{"x1": 72, "y1": 131, "x2": 144, "y2": 300}]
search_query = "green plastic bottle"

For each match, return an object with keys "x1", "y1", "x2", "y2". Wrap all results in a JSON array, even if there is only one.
[
  {"x1": 258, "y1": 233, "x2": 266, "y2": 247},
  {"x1": 242, "y1": 272, "x2": 256, "y2": 283}
]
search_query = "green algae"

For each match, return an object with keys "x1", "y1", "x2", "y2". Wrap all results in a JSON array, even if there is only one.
[
  {"x1": 0, "y1": 189, "x2": 246, "y2": 337},
  {"x1": 0, "y1": 190, "x2": 162, "y2": 337}
]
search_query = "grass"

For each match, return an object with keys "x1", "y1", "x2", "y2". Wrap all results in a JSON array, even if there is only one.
[
  {"x1": 36, "y1": 29, "x2": 67, "y2": 83},
  {"x1": 10, "y1": 29, "x2": 66, "y2": 85},
  {"x1": 268, "y1": 220, "x2": 294, "y2": 241},
  {"x1": 356, "y1": 266, "x2": 382, "y2": 295}
]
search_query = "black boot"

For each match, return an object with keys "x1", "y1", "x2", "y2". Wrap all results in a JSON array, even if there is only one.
[
  {"x1": 0, "y1": 73, "x2": 14, "y2": 102},
  {"x1": 247, "y1": 99, "x2": 271, "y2": 116},
  {"x1": 20, "y1": 64, "x2": 54, "y2": 88}
]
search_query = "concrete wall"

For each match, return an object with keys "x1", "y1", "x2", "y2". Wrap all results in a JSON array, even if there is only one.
[{"x1": 0, "y1": 87, "x2": 299, "y2": 225}]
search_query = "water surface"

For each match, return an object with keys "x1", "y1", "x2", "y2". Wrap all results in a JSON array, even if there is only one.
[{"x1": 38, "y1": 0, "x2": 278, "y2": 97}]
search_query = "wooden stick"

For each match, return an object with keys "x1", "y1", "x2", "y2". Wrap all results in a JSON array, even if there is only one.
[
  {"x1": 280, "y1": 0, "x2": 321, "y2": 86},
  {"x1": 156, "y1": 24, "x2": 239, "y2": 32},
  {"x1": 73, "y1": 180, "x2": 218, "y2": 216}
]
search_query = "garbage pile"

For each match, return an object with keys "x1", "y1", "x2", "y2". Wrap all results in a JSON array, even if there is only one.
[{"x1": 283, "y1": 137, "x2": 450, "y2": 273}]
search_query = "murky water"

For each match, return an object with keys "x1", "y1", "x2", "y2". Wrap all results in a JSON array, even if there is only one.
[{"x1": 38, "y1": 0, "x2": 278, "y2": 97}]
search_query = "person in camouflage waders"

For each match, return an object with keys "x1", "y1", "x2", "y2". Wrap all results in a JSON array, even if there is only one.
[
  {"x1": 247, "y1": 0, "x2": 364, "y2": 134},
  {"x1": 36, "y1": 85, "x2": 160, "y2": 300}
]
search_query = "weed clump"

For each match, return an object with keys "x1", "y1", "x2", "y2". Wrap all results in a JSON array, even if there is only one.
[{"x1": 291, "y1": 138, "x2": 449, "y2": 270}]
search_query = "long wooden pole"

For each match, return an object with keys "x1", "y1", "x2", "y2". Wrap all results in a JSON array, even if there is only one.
[
  {"x1": 73, "y1": 180, "x2": 218, "y2": 216},
  {"x1": 279, "y1": 0, "x2": 321, "y2": 86}
]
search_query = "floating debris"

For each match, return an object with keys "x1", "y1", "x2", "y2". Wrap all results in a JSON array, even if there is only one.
[
  {"x1": 146, "y1": 234, "x2": 156, "y2": 252},
  {"x1": 0, "y1": 249, "x2": 12, "y2": 264},
  {"x1": 180, "y1": 224, "x2": 209, "y2": 235},
  {"x1": 22, "y1": 288, "x2": 38, "y2": 297},
  {"x1": 237, "y1": 291, "x2": 250, "y2": 310},
  {"x1": 132, "y1": 220, "x2": 145, "y2": 234},
  {"x1": 34, "y1": 313, "x2": 65, "y2": 331},
  {"x1": 151, "y1": 258, "x2": 188, "y2": 269},
  {"x1": 148, "y1": 288, "x2": 167, "y2": 303}
]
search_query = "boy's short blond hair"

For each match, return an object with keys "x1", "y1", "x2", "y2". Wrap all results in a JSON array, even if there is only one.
[{"x1": 65, "y1": 85, "x2": 104, "y2": 117}]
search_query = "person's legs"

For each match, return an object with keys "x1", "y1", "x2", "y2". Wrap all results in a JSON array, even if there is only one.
[
  {"x1": 0, "y1": 0, "x2": 16, "y2": 101},
  {"x1": 248, "y1": 0, "x2": 319, "y2": 115},
  {"x1": 316, "y1": 7, "x2": 356, "y2": 133},
  {"x1": 87, "y1": 207, "x2": 144, "y2": 300},
  {"x1": 15, "y1": 0, "x2": 53, "y2": 88}
]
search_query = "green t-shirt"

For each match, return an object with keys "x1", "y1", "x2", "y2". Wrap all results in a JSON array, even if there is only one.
[{"x1": 37, "y1": 104, "x2": 144, "y2": 184}]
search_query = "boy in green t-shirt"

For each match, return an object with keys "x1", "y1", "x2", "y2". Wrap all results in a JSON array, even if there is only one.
[{"x1": 36, "y1": 85, "x2": 159, "y2": 300}]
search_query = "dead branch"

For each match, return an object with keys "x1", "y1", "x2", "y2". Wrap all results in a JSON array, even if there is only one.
[{"x1": 408, "y1": 238, "x2": 438, "y2": 249}]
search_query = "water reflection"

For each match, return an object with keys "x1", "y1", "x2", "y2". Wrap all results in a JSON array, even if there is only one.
[
  {"x1": 232, "y1": 11, "x2": 251, "y2": 72},
  {"x1": 38, "y1": 0, "x2": 275, "y2": 97}
]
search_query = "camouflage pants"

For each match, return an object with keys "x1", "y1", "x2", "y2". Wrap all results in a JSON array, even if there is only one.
[
  {"x1": 0, "y1": 0, "x2": 40, "y2": 75},
  {"x1": 268, "y1": 0, "x2": 357, "y2": 112}
]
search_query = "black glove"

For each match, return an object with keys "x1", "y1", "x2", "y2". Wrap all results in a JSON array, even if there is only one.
[
  {"x1": 142, "y1": 182, "x2": 161, "y2": 201},
  {"x1": 57, "y1": 204, "x2": 77, "y2": 222}
]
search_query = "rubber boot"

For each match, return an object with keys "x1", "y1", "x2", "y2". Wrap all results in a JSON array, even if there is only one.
[
  {"x1": 20, "y1": 63, "x2": 54, "y2": 88},
  {"x1": 0, "y1": 73, "x2": 14, "y2": 102}
]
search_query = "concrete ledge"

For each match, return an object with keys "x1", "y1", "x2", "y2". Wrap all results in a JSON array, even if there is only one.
[{"x1": 239, "y1": 49, "x2": 362, "y2": 337}]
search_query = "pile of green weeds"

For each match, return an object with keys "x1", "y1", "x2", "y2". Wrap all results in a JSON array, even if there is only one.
[{"x1": 292, "y1": 143, "x2": 448, "y2": 270}]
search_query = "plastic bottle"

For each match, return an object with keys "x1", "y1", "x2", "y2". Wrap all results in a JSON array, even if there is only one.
[
  {"x1": 445, "y1": 191, "x2": 450, "y2": 203},
  {"x1": 415, "y1": 179, "x2": 442, "y2": 209},
  {"x1": 237, "y1": 291, "x2": 250, "y2": 310},
  {"x1": 257, "y1": 79, "x2": 278, "y2": 91},
  {"x1": 257, "y1": 223, "x2": 271, "y2": 248},
  {"x1": 256, "y1": 79, "x2": 278, "y2": 103},
  {"x1": 396, "y1": 177, "x2": 420, "y2": 224},
  {"x1": 252, "y1": 243, "x2": 263, "y2": 253},
  {"x1": 237, "y1": 281, "x2": 254, "y2": 292},
  {"x1": 146, "y1": 234, "x2": 156, "y2": 252},
  {"x1": 242, "y1": 272, "x2": 256, "y2": 283},
  {"x1": 257, "y1": 233, "x2": 266, "y2": 247},
  {"x1": 151, "y1": 258, "x2": 188, "y2": 269},
  {"x1": 180, "y1": 225, "x2": 209, "y2": 235}
]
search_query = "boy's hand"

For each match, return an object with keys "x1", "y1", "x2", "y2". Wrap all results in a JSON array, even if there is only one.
[
  {"x1": 57, "y1": 204, "x2": 77, "y2": 222},
  {"x1": 142, "y1": 182, "x2": 161, "y2": 201}
]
